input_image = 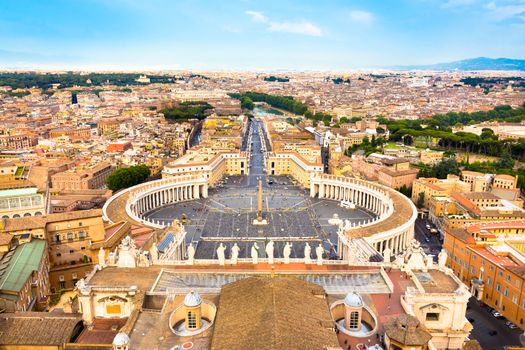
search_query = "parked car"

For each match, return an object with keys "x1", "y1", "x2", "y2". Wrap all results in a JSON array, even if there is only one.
[
  {"x1": 492, "y1": 310, "x2": 503, "y2": 318},
  {"x1": 489, "y1": 330, "x2": 498, "y2": 336},
  {"x1": 467, "y1": 317, "x2": 475, "y2": 323},
  {"x1": 506, "y1": 321, "x2": 518, "y2": 329}
]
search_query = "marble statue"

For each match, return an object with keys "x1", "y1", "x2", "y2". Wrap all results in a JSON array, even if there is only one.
[
  {"x1": 149, "y1": 243, "x2": 159, "y2": 262},
  {"x1": 251, "y1": 242, "x2": 259, "y2": 264},
  {"x1": 283, "y1": 242, "x2": 292, "y2": 264},
  {"x1": 383, "y1": 245, "x2": 391, "y2": 263},
  {"x1": 217, "y1": 243, "x2": 226, "y2": 266},
  {"x1": 137, "y1": 251, "x2": 150, "y2": 267},
  {"x1": 98, "y1": 247, "x2": 106, "y2": 268},
  {"x1": 316, "y1": 243, "x2": 324, "y2": 266},
  {"x1": 266, "y1": 240, "x2": 274, "y2": 264},
  {"x1": 304, "y1": 243, "x2": 312, "y2": 264},
  {"x1": 187, "y1": 243, "x2": 195, "y2": 265},
  {"x1": 230, "y1": 243, "x2": 240, "y2": 264},
  {"x1": 116, "y1": 236, "x2": 137, "y2": 268},
  {"x1": 438, "y1": 249, "x2": 448, "y2": 268},
  {"x1": 108, "y1": 251, "x2": 116, "y2": 265}
]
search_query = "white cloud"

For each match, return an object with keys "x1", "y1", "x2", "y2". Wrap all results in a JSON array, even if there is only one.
[
  {"x1": 245, "y1": 10, "x2": 268, "y2": 23},
  {"x1": 268, "y1": 21, "x2": 322, "y2": 36},
  {"x1": 349, "y1": 10, "x2": 375, "y2": 24},
  {"x1": 484, "y1": 0, "x2": 525, "y2": 21},
  {"x1": 246, "y1": 10, "x2": 322, "y2": 36}
]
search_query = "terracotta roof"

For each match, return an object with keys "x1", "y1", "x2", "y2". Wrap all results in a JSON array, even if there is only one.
[
  {"x1": 1, "y1": 209, "x2": 103, "y2": 232},
  {"x1": 0, "y1": 233, "x2": 12, "y2": 246},
  {"x1": 211, "y1": 276, "x2": 339, "y2": 350},
  {"x1": 384, "y1": 314, "x2": 431, "y2": 346},
  {"x1": 463, "y1": 192, "x2": 500, "y2": 200},
  {"x1": 0, "y1": 312, "x2": 82, "y2": 346}
]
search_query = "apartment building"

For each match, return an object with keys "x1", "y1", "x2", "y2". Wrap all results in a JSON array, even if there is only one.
[
  {"x1": 0, "y1": 209, "x2": 113, "y2": 292},
  {"x1": 444, "y1": 221, "x2": 525, "y2": 329},
  {"x1": 51, "y1": 162, "x2": 113, "y2": 191}
]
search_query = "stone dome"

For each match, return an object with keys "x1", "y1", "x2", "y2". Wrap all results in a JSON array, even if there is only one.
[
  {"x1": 112, "y1": 332, "x2": 130, "y2": 346},
  {"x1": 184, "y1": 291, "x2": 203, "y2": 307},
  {"x1": 344, "y1": 292, "x2": 363, "y2": 308}
]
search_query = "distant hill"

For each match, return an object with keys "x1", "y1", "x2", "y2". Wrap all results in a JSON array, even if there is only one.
[{"x1": 392, "y1": 57, "x2": 525, "y2": 71}]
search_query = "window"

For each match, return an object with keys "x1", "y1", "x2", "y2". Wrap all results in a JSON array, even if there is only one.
[
  {"x1": 349, "y1": 311, "x2": 359, "y2": 329},
  {"x1": 513, "y1": 295, "x2": 518, "y2": 304},
  {"x1": 59, "y1": 281, "x2": 66, "y2": 290},
  {"x1": 78, "y1": 231, "x2": 86, "y2": 240},
  {"x1": 496, "y1": 283, "x2": 501, "y2": 292},
  {"x1": 187, "y1": 311, "x2": 197, "y2": 329},
  {"x1": 504, "y1": 288, "x2": 509, "y2": 297},
  {"x1": 67, "y1": 232, "x2": 73, "y2": 240},
  {"x1": 426, "y1": 312, "x2": 440, "y2": 321},
  {"x1": 487, "y1": 277, "x2": 491, "y2": 285},
  {"x1": 507, "y1": 275, "x2": 511, "y2": 282}
]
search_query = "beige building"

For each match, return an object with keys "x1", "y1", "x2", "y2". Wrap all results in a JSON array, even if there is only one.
[
  {"x1": 163, "y1": 151, "x2": 249, "y2": 187},
  {"x1": 51, "y1": 162, "x2": 113, "y2": 191},
  {"x1": 0, "y1": 209, "x2": 124, "y2": 293},
  {"x1": 412, "y1": 175, "x2": 471, "y2": 209},
  {"x1": 267, "y1": 152, "x2": 323, "y2": 188}
]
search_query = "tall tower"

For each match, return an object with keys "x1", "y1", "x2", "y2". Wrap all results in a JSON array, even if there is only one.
[{"x1": 253, "y1": 179, "x2": 268, "y2": 225}]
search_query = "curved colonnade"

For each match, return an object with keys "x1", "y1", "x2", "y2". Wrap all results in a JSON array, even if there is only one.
[
  {"x1": 103, "y1": 175, "x2": 208, "y2": 229},
  {"x1": 310, "y1": 174, "x2": 417, "y2": 258},
  {"x1": 103, "y1": 173, "x2": 417, "y2": 260}
]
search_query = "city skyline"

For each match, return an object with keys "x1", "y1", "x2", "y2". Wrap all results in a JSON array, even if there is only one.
[{"x1": 1, "y1": 0, "x2": 524, "y2": 70}]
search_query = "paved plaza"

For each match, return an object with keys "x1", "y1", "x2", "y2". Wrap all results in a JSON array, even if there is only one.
[
  {"x1": 152, "y1": 270, "x2": 391, "y2": 295},
  {"x1": 147, "y1": 176, "x2": 374, "y2": 259},
  {"x1": 146, "y1": 120, "x2": 375, "y2": 259}
]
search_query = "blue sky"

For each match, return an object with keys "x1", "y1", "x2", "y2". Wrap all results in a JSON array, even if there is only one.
[{"x1": 0, "y1": 0, "x2": 524, "y2": 70}]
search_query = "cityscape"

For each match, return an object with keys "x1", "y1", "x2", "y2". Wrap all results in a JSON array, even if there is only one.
[{"x1": 1, "y1": 1, "x2": 525, "y2": 350}]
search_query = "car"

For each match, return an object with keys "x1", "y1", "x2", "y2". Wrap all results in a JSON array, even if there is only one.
[
  {"x1": 467, "y1": 317, "x2": 475, "y2": 323},
  {"x1": 488, "y1": 330, "x2": 498, "y2": 336},
  {"x1": 505, "y1": 321, "x2": 518, "y2": 329},
  {"x1": 425, "y1": 224, "x2": 431, "y2": 229},
  {"x1": 492, "y1": 311, "x2": 503, "y2": 318},
  {"x1": 425, "y1": 238, "x2": 430, "y2": 243}
]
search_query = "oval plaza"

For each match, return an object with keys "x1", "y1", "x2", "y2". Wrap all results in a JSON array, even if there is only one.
[{"x1": 104, "y1": 119, "x2": 417, "y2": 264}]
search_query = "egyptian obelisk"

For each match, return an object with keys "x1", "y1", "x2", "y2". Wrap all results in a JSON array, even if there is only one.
[{"x1": 253, "y1": 179, "x2": 268, "y2": 225}]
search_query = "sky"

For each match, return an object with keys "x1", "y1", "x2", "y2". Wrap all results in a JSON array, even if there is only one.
[{"x1": 0, "y1": 0, "x2": 524, "y2": 71}]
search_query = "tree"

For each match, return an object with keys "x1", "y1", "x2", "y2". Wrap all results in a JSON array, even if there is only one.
[
  {"x1": 240, "y1": 96, "x2": 254, "y2": 110},
  {"x1": 416, "y1": 192, "x2": 425, "y2": 209},
  {"x1": 434, "y1": 158, "x2": 460, "y2": 179},
  {"x1": 106, "y1": 164, "x2": 150, "y2": 192},
  {"x1": 398, "y1": 185, "x2": 412, "y2": 197}
]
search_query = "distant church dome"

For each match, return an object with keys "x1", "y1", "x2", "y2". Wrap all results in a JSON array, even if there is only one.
[
  {"x1": 184, "y1": 291, "x2": 203, "y2": 307},
  {"x1": 112, "y1": 332, "x2": 130, "y2": 346},
  {"x1": 344, "y1": 292, "x2": 363, "y2": 308}
]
